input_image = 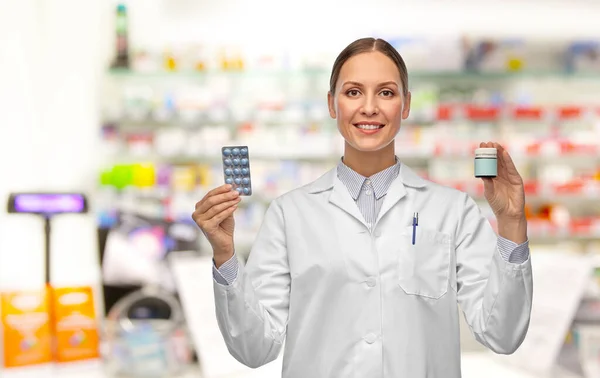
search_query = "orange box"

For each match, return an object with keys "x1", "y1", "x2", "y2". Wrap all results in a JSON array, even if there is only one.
[
  {"x1": 1, "y1": 288, "x2": 52, "y2": 368},
  {"x1": 51, "y1": 286, "x2": 100, "y2": 363}
]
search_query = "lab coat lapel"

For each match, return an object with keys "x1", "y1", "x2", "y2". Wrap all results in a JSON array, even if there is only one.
[
  {"x1": 377, "y1": 174, "x2": 407, "y2": 224},
  {"x1": 377, "y1": 163, "x2": 427, "y2": 224},
  {"x1": 307, "y1": 167, "x2": 367, "y2": 228},
  {"x1": 307, "y1": 163, "x2": 427, "y2": 229},
  {"x1": 329, "y1": 176, "x2": 368, "y2": 227}
]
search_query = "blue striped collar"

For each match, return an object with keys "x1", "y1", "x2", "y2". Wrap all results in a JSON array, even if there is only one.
[{"x1": 336, "y1": 158, "x2": 401, "y2": 200}]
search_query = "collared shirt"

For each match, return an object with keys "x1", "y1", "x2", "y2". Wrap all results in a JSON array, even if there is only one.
[
  {"x1": 335, "y1": 157, "x2": 400, "y2": 230},
  {"x1": 214, "y1": 158, "x2": 529, "y2": 285}
]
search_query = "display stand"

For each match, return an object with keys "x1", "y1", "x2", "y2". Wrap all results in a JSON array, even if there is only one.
[{"x1": 6, "y1": 192, "x2": 89, "y2": 360}]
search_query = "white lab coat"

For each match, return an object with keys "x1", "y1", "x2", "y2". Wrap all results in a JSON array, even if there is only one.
[{"x1": 213, "y1": 164, "x2": 533, "y2": 378}]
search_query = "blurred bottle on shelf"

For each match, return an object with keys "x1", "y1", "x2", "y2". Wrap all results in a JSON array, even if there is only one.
[
  {"x1": 191, "y1": 45, "x2": 207, "y2": 72},
  {"x1": 164, "y1": 49, "x2": 178, "y2": 71},
  {"x1": 111, "y1": 3, "x2": 130, "y2": 69},
  {"x1": 219, "y1": 46, "x2": 244, "y2": 71}
]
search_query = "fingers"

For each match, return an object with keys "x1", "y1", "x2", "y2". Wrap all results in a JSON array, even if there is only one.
[
  {"x1": 202, "y1": 197, "x2": 241, "y2": 221},
  {"x1": 479, "y1": 141, "x2": 522, "y2": 182},
  {"x1": 502, "y1": 148, "x2": 521, "y2": 176},
  {"x1": 490, "y1": 142, "x2": 514, "y2": 172},
  {"x1": 211, "y1": 203, "x2": 238, "y2": 225},
  {"x1": 192, "y1": 184, "x2": 241, "y2": 231},
  {"x1": 479, "y1": 141, "x2": 505, "y2": 153},
  {"x1": 481, "y1": 176, "x2": 494, "y2": 193},
  {"x1": 192, "y1": 199, "x2": 239, "y2": 231},
  {"x1": 209, "y1": 184, "x2": 234, "y2": 197},
  {"x1": 195, "y1": 188, "x2": 239, "y2": 214},
  {"x1": 480, "y1": 141, "x2": 509, "y2": 171},
  {"x1": 195, "y1": 184, "x2": 234, "y2": 210}
]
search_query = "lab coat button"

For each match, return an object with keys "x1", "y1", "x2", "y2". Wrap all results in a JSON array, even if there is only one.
[
  {"x1": 364, "y1": 333, "x2": 377, "y2": 344},
  {"x1": 366, "y1": 278, "x2": 376, "y2": 287}
]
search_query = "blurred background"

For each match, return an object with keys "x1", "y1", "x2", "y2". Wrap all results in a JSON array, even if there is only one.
[{"x1": 2, "y1": 0, "x2": 600, "y2": 377}]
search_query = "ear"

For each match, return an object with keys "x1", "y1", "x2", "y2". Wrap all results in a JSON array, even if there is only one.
[
  {"x1": 327, "y1": 91, "x2": 336, "y2": 119},
  {"x1": 402, "y1": 91, "x2": 411, "y2": 120}
]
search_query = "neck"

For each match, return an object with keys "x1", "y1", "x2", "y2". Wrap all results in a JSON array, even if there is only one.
[{"x1": 342, "y1": 142, "x2": 397, "y2": 177}]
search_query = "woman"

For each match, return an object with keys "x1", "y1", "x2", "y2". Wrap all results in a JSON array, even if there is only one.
[{"x1": 192, "y1": 37, "x2": 532, "y2": 378}]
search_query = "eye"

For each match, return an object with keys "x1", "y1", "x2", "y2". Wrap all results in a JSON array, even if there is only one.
[
  {"x1": 346, "y1": 89, "x2": 361, "y2": 97},
  {"x1": 380, "y1": 90, "x2": 394, "y2": 97}
]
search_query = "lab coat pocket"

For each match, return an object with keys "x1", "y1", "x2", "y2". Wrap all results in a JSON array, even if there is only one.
[{"x1": 398, "y1": 226, "x2": 451, "y2": 299}]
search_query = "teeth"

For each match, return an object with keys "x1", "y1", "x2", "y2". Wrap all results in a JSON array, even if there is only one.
[{"x1": 356, "y1": 124, "x2": 381, "y2": 130}]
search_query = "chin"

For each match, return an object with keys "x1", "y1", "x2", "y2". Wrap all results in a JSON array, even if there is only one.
[
  {"x1": 339, "y1": 124, "x2": 398, "y2": 152},
  {"x1": 347, "y1": 139, "x2": 393, "y2": 153}
]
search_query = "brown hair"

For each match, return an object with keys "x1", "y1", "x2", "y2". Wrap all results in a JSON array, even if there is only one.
[{"x1": 329, "y1": 37, "x2": 409, "y2": 96}]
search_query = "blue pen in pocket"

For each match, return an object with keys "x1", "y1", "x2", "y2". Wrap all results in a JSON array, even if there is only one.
[{"x1": 412, "y1": 212, "x2": 418, "y2": 245}]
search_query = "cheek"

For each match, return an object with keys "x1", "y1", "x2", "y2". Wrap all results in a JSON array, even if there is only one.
[
  {"x1": 336, "y1": 100, "x2": 356, "y2": 121},
  {"x1": 382, "y1": 103, "x2": 404, "y2": 122}
]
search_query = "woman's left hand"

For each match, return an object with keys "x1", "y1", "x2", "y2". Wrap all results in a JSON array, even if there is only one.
[{"x1": 480, "y1": 142, "x2": 525, "y2": 221}]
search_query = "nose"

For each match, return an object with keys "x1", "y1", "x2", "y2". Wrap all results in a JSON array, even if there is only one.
[{"x1": 360, "y1": 95, "x2": 379, "y2": 116}]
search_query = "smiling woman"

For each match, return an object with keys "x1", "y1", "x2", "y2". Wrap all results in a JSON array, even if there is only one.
[
  {"x1": 193, "y1": 36, "x2": 533, "y2": 378},
  {"x1": 327, "y1": 38, "x2": 412, "y2": 177}
]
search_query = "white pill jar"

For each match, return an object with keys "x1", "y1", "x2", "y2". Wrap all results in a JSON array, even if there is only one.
[{"x1": 474, "y1": 147, "x2": 497, "y2": 178}]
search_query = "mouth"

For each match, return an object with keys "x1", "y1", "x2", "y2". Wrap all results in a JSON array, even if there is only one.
[
  {"x1": 353, "y1": 122, "x2": 385, "y2": 130},
  {"x1": 353, "y1": 122, "x2": 385, "y2": 133}
]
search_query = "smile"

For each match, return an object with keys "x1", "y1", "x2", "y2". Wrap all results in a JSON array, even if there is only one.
[{"x1": 353, "y1": 122, "x2": 385, "y2": 130}]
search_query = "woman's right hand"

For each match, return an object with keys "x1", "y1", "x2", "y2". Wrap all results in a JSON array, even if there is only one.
[{"x1": 192, "y1": 184, "x2": 241, "y2": 264}]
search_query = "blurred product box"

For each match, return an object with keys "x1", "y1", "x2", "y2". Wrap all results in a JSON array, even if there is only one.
[
  {"x1": 1, "y1": 288, "x2": 52, "y2": 368},
  {"x1": 463, "y1": 37, "x2": 564, "y2": 73},
  {"x1": 386, "y1": 36, "x2": 464, "y2": 72},
  {"x1": 564, "y1": 41, "x2": 600, "y2": 73},
  {"x1": 51, "y1": 286, "x2": 100, "y2": 363}
]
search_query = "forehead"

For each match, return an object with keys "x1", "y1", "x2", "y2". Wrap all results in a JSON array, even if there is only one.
[{"x1": 338, "y1": 51, "x2": 401, "y2": 86}]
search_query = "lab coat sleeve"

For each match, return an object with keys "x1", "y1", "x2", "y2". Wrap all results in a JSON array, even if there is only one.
[
  {"x1": 455, "y1": 193, "x2": 533, "y2": 355},
  {"x1": 213, "y1": 199, "x2": 290, "y2": 368}
]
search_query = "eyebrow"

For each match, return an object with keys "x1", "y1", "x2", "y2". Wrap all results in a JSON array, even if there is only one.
[{"x1": 342, "y1": 81, "x2": 399, "y2": 88}]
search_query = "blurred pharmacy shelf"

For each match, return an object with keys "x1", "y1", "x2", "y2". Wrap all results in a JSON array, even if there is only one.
[
  {"x1": 97, "y1": 58, "x2": 600, "y2": 258},
  {"x1": 106, "y1": 68, "x2": 600, "y2": 81}
]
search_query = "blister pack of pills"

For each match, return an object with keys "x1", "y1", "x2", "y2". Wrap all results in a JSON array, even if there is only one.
[{"x1": 221, "y1": 146, "x2": 252, "y2": 196}]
